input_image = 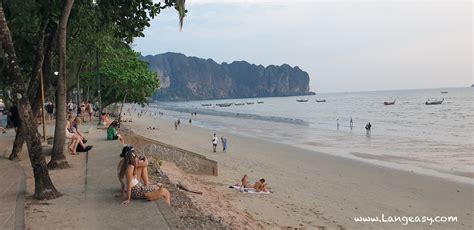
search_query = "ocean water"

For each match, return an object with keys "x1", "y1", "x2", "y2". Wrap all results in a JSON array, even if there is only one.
[{"x1": 147, "y1": 87, "x2": 473, "y2": 183}]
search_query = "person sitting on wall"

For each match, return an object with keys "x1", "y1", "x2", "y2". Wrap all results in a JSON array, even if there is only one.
[
  {"x1": 107, "y1": 120, "x2": 125, "y2": 145},
  {"x1": 118, "y1": 146, "x2": 171, "y2": 206}
]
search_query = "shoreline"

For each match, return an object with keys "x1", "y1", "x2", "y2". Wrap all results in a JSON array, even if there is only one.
[
  {"x1": 144, "y1": 105, "x2": 473, "y2": 185},
  {"x1": 124, "y1": 105, "x2": 473, "y2": 229}
]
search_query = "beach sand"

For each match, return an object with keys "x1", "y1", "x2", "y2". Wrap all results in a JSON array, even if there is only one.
[{"x1": 125, "y1": 107, "x2": 473, "y2": 229}]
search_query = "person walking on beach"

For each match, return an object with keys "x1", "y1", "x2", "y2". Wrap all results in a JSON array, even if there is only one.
[
  {"x1": 212, "y1": 133, "x2": 218, "y2": 152},
  {"x1": 221, "y1": 136, "x2": 228, "y2": 152}
]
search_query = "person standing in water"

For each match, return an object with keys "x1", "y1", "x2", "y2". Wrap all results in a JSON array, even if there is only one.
[
  {"x1": 336, "y1": 119, "x2": 340, "y2": 130},
  {"x1": 365, "y1": 122, "x2": 372, "y2": 135},
  {"x1": 350, "y1": 117, "x2": 353, "y2": 130}
]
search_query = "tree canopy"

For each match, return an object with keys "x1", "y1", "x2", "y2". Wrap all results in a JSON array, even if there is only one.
[{"x1": 82, "y1": 44, "x2": 159, "y2": 107}]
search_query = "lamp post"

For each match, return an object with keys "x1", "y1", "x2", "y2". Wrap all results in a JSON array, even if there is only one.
[
  {"x1": 96, "y1": 48, "x2": 102, "y2": 125},
  {"x1": 40, "y1": 71, "x2": 46, "y2": 142}
]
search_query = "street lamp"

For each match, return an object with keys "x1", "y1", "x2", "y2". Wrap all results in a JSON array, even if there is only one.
[
  {"x1": 39, "y1": 70, "x2": 48, "y2": 142},
  {"x1": 96, "y1": 48, "x2": 102, "y2": 125}
]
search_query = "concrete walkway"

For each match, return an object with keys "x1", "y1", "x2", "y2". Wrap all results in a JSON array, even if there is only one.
[
  {"x1": 0, "y1": 158, "x2": 25, "y2": 230},
  {"x1": 79, "y1": 127, "x2": 181, "y2": 229},
  {"x1": 0, "y1": 123, "x2": 181, "y2": 229}
]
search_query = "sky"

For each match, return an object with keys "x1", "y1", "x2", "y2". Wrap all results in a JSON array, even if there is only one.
[{"x1": 134, "y1": 0, "x2": 473, "y2": 93}]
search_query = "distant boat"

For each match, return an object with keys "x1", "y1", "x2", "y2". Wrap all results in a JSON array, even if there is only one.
[
  {"x1": 425, "y1": 98, "x2": 444, "y2": 105},
  {"x1": 296, "y1": 99, "x2": 309, "y2": 102},
  {"x1": 440, "y1": 91, "x2": 448, "y2": 94},
  {"x1": 257, "y1": 101, "x2": 264, "y2": 104},
  {"x1": 216, "y1": 103, "x2": 232, "y2": 107},
  {"x1": 234, "y1": 103, "x2": 245, "y2": 106},
  {"x1": 201, "y1": 103, "x2": 212, "y2": 106},
  {"x1": 246, "y1": 102, "x2": 254, "y2": 105},
  {"x1": 384, "y1": 99, "x2": 396, "y2": 105},
  {"x1": 315, "y1": 99, "x2": 326, "y2": 103}
]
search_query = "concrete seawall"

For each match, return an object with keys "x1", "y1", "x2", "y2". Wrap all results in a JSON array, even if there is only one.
[{"x1": 121, "y1": 131, "x2": 218, "y2": 176}]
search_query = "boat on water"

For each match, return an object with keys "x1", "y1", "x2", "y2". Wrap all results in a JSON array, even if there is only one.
[
  {"x1": 384, "y1": 99, "x2": 396, "y2": 105},
  {"x1": 201, "y1": 103, "x2": 212, "y2": 106},
  {"x1": 257, "y1": 101, "x2": 264, "y2": 104},
  {"x1": 216, "y1": 103, "x2": 233, "y2": 107},
  {"x1": 440, "y1": 91, "x2": 448, "y2": 94},
  {"x1": 296, "y1": 99, "x2": 309, "y2": 102},
  {"x1": 246, "y1": 102, "x2": 254, "y2": 105},
  {"x1": 315, "y1": 99, "x2": 326, "y2": 103},
  {"x1": 425, "y1": 98, "x2": 444, "y2": 105},
  {"x1": 234, "y1": 103, "x2": 245, "y2": 106}
]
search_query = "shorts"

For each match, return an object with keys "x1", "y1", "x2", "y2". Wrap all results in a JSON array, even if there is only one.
[
  {"x1": 112, "y1": 135, "x2": 119, "y2": 140},
  {"x1": 131, "y1": 183, "x2": 155, "y2": 199},
  {"x1": 66, "y1": 131, "x2": 74, "y2": 139}
]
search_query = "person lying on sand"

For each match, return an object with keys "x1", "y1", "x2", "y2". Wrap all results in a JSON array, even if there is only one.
[
  {"x1": 241, "y1": 175, "x2": 252, "y2": 188},
  {"x1": 118, "y1": 146, "x2": 171, "y2": 206},
  {"x1": 253, "y1": 178, "x2": 268, "y2": 192}
]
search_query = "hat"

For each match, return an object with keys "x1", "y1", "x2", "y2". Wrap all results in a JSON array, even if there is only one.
[{"x1": 120, "y1": 145, "x2": 134, "y2": 157}]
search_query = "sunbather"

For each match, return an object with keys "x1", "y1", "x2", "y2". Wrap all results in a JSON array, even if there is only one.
[
  {"x1": 241, "y1": 174, "x2": 252, "y2": 188},
  {"x1": 253, "y1": 178, "x2": 268, "y2": 192}
]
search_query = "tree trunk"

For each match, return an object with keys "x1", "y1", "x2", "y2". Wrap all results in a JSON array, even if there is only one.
[
  {"x1": 9, "y1": 18, "x2": 48, "y2": 161},
  {"x1": 118, "y1": 92, "x2": 128, "y2": 127},
  {"x1": 49, "y1": 0, "x2": 74, "y2": 169},
  {"x1": 0, "y1": 4, "x2": 61, "y2": 200},
  {"x1": 8, "y1": 126, "x2": 25, "y2": 160}
]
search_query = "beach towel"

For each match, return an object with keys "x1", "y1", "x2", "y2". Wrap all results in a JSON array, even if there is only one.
[{"x1": 229, "y1": 185, "x2": 271, "y2": 194}]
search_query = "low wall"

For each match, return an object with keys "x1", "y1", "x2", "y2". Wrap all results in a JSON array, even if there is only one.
[{"x1": 121, "y1": 131, "x2": 218, "y2": 176}]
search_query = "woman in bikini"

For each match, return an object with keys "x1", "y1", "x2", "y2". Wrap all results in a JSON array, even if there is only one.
[
  {"x1": 119, "y1": 147, "x2": 171, "y2": 205},
  {"x1": 241, "y1": 174, "x2": 252, "y2": 188},
  {"x1": 253, "y1": 178, "x2": 268, "y2": 192}
]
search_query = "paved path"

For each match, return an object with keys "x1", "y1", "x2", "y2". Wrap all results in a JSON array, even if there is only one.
[
  {"x1": 0, "y1": 158, "x2": 25, "y2": 230},
  {"x1": 79, "y1": 128, "x2": 181, "y2": 229},
  {"x1": 0, "y1": 123, "x2": 181, "y2": 229}
]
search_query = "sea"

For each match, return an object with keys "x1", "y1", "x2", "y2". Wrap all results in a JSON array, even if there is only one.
[{"x1": 147, "y1": 87, "x2": 473, "y2": 183}]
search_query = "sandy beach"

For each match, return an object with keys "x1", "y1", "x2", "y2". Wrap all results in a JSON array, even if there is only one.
[{"x1": 124, "y1": 106, "x2": 473, "y2": 229}]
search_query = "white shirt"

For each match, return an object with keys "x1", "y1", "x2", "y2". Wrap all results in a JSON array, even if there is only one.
[{"x1": 212, "y1": 137, "x2": 218, "y2": 145}]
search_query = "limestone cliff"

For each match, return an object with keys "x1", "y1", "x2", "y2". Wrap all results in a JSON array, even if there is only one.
[{"x1": 142, "y1": 52, "x2": 311, "y2": 101}]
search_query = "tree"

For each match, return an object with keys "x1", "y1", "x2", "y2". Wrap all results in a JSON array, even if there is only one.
[
  {"x1": 0, "y1": 3, "x2": 61, "y2": 199},
  {"x1": 82, "y1": 45, "x2": 159, "y2": 109},
  {"x1": 49, "y1": 0, "x2": 74, "y2": 169},
  {"x1": 5, "y1": 0, "x2": 54, "y2": 160}
]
